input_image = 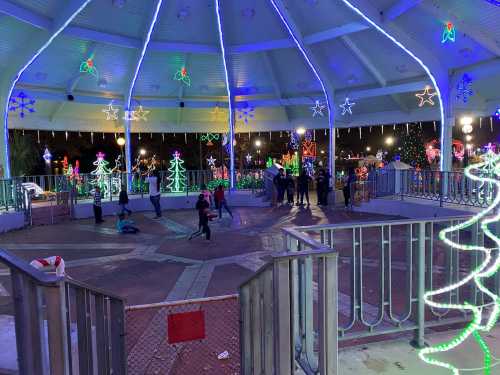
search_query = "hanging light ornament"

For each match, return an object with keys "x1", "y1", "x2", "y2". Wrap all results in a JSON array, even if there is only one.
[
  {"x1": 43, "y1": 148, "x2": 52, "y2": 165},
  {"x1": 237, "y1": 104, "x2": 255, "y2": 125},
  {"x1": 173, "y1": 67, "x2": 191, "y2": 86},
  {"x1": 310, "y1": 100, "x2": 326, "y2": 117},
  {"x1": 245, "y1": 153, "x2": 252, "y2": 164},
  {"x1": 206, "y1": 155, "x2": 217, "y2": 167},
  {"x1": 134, "y1": 105, "x2": 150, "y2": 121},
  {"x1": 80, "y1": 54, "x2": 98, "y2": 78},
  {"x1": 441, "y1": 22, "x2": 456, "y2": 44},
  {"x1": 102, "y1": 101, "x2": 119, "y2": 120},
  {"x1": 339, "y1": 97, "x2": 356, "y2": 115},
  {"x1": 416, "y1": 86, "x2": 437, "y2": 107},
  {"x1": 456, "y1": 73, "x2": 474, "y2": 103},
  {"x1": 8, "y1": 92, "x2": 36, "y2": 118}
]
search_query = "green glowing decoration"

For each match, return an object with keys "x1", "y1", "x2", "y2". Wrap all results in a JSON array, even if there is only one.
[
  {"x1": 174, "y1": 67, "x2": 191, "y2": 86},
  {"x1": 166, "y1": 151, "x2": 186, "y2": 193},
  {"x1": 419, "y1": 150, "x2": 500, "y2": 375},
  {"x1": 91, "y1": 152, "x2": 111, "y2": 196},
  {"x1": 80, "y1": 54, "x2": 98, "y2": 78},
  {"x1": 200, "y1": 133, "x2": 219, "y2": 146},
  {"x1": 266, "y1": 157, "x2": 273, "y2": 168}
]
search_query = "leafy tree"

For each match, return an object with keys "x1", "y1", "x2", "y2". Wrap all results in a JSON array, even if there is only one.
[{"x1": 9, "y1": 132, "x2": 38, "y2": 176}]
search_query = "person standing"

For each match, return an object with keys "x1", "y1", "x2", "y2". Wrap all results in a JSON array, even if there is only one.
[
  {"x1": 200, "y1": 184, "x2": 213, "y2": 207},
  {"x1": 273, "y1": 168, "x2": 287, "y2": 206},
  {"x1": 285, "y1": 170, "x2": 295, "y2": 205},
  {"x1": 214, "y1": 184, "x2": 233, "y2": 219},
  {"x1": 297, "y1": 170, "x2": 312, "y2": 206},
  {"x1": 343, "y1": 168, "x2": 356, "y2": 209},
  {"x1": 118, "y1": 185, "x2": 132, "y2": 215},
  {"x1": 195, "y1": 194, "x2": 211, "y2": 241},
  {"x1": 93, "y1": 186, "x2": 104, "y2": 224},
  {"x1": 316, "y1": 170, "x2": 326, "y2": 206},
  {"x1": 147, "y1": 171, "x2": 162, "y2": 218}
]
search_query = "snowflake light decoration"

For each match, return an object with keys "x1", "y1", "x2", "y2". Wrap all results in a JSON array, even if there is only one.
[
  {"x1": 416, "y1": 86, "x2": 437, "y2": 107},
  {"x1": 9, "y1": 92, "x2": 36, "y2": 118},
  {"x1": 102, "y1": 101, "x2": 119, "y2": 121},
  {"x1": 174, "y1": 67, "x2": 191, "y2": 86},
  {"x1": 245, "y1": 153, "x2": 252, "y2": 164},
  {"x1": 339, "y1": 97, "x2": 356, "y2": 115},
  {"x1": 80, "y1": 55, "x2": 98, "y2": 78},
  {"x1": 310, "y1": 100, "x2": 326, "y2": 117},
  {"x1": 201, "y1": 133, "x2": 219, "y2": 146},
  {"x1": 237, "y1": 105, "x2": 255, "y2": 125},
  {"x1": 206, "y1": 155, "x2": 216, "y2": 167},
  {"x1": 456, "y1": 73, "x2": 474, "y2": 103},
  {"x1": 441, "y1": 22, "x2": 456, "y2": 44}
]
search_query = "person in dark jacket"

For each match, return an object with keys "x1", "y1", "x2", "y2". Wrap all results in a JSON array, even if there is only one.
[
  {"x1": 316, "y1": 169, "x2": 327, "y2": 206},
  {"x1": 273, "y1": 168, "x2": 287, "y2": 206},
  {"x1": 195, "y1": 194, "x2": 211, "y2": 241},
  {"x1": 285, "y1": 170, "x2": 295, "y2": 205},
  {"x1": 93, "y1": 186, "x2": 104, "y2": 224},
  {"x1": 118, "y1": 185, "x2": 132, "y2": 215},
  {"x1": 297, "y1": 170, "x2": 312, "y2": 206},
  {"x1": 343, "y1": 168, "x2": 356, "y2": 208}
]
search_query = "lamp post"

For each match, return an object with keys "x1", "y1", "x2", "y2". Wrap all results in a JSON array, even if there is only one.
[
  {"x1": 255, "y1": 139, "x2": 262, "y2": 166},
  {"x1": 296, "y1": 127, "x2": 306, "y2": 174},
  {"x1": 116, "y1": 137, "x2": 125, "y2": 172},
  {"x1": 460, "y1": 116, "x2": 473, "y2": 167}
]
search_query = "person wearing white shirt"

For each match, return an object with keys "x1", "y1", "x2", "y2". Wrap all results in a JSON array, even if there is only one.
[{"x1": 147, "y1": 171, "x2": 162, "y2": 218}]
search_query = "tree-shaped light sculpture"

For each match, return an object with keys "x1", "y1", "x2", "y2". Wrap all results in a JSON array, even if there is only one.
[
  {"x1": 419, "y1": 150, "x2": 500, "y2": 375},
  {"x1": 167, "y1": 151, "x2": 186, "y2": 193},
  {"x1": 90, "y1": 152, "x2": 111, "y2": 196}
]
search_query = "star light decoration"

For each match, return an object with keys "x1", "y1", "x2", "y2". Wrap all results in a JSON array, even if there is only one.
[
  {"x1": 441, "y1": 22, "x2": 456, "y2": 44},
  {"x1": 310, "y1": 100, "x2": 326, "y2": 117},
  {"x1": 174, "y1": 67, "x2": 191, "y2": 86},
  {"x1": 339, "y1": 97, "x2": 356, "y2": 115},
  {"x1": 134, "y1": 105, "x2": 150, "y2": 121},
  {"x1": 206, "y1": 155, "x2": 216, "y2": 167},
  {"x1": 102, "y1": 101, "x2": 119, "y2": 120},
  {"x1": 8, "y1": 92, "x2": 36, "y2": 118},
  {"x1": 415, "y1": 86, "x2": 437, "y2": 107},
  {"x1": 419, "y1": 151, "x2": 500, "y2": 375},
  {"x1": 456, "y1": 73, "x2": 474, "y2": 103},
  {"x1": 237, "y1": 105, "x2": 255, "y2": 125},
  {"x1": 80, "y1": 55, "x2": 98, "y2": 78}
]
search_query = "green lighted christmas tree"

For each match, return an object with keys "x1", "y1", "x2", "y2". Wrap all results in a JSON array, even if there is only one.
[
  {"x1": 419, "y1": 150, "x2": 500, "y2": 375},
  {"x1": 399, "y1": 125, "x2": 428, "y2": 168},
  {"x1": 91, "y1": 152, "x2": 111, "y2": 196},
  {"x1": 166, "y1": 151, "x2": 186, "y2": 193}
]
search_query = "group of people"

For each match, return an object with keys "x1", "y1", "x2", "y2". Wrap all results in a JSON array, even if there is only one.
[{"x1": 273, "y1": 168, "x2": 331, "y2": 207}]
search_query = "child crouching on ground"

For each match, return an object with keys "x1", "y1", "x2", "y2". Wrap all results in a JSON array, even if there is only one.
[{"x1": 116, "y1": 213, "x2": 140, "y2": 234}]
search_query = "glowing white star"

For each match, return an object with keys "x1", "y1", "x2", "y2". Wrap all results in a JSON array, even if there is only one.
[
  {"x1": 207, "y1": 155, "x2": 216, "y2": 167},
  {"x1": 310, "y1": 100, "x2": 326, "y2": 117},
  {"x1": 123, "y1": 110, "x2": 137, "y2": 121},
  {"x1": 102, "y1": 102, "x2": 119, "y2": 120},
  {"x1": 415, "y1": 86, "x2": 437, "y2": 107},
  {"x1": 134, "y1": 106, "x2": 150, "y2": 121},
  {"x1": 246, "y1": 153, "x2": 252, "y2": 163},
  {"x1": 339, "y1": 97, "x2": 356, "y2": 115}
]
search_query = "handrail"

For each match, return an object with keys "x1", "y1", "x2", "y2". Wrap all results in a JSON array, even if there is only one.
[
  {"x1": 66, "y1": 276, "x2": 126, "y2": 301},
  {"x1": 0, "y1": 249, "x2": 62, "y2": 286}
]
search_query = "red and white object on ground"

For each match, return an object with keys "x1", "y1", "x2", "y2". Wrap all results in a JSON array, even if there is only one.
[{"x1": 30, "y1": 256, "x2": 65, "y2": 276}]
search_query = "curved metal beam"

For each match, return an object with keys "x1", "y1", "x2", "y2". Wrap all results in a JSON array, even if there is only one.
[
  {"x1": 2, "y1": 0, "x2": 92, "y2": 178},
  {"x1": 215, "y1": 0, "x2": 235, "y2": 189},
  {"x1": 123, "y1": 0, "x2": 164, "y2": 176}
]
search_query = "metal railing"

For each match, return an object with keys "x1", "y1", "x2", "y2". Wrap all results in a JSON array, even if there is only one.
[
  {"x1": 292, "y1": 216, "x2": 499, "y2": 345},
  {"x1": 0, "y1": 249, "x2": 127, "y2": 375},
  {"x1": 240, "y1": 229, "x2": 338, "y2": 375}
]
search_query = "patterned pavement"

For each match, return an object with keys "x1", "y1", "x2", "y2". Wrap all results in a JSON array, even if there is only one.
[{"x1": 0, "y1": 205, "x2": 399, "y2": 307}]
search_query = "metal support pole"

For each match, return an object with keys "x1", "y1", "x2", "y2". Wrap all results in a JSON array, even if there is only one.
[
  {"x1": 125, "y1": 120, "x2": 132, "y2": 192},
  {"x1": 413, "y1": 222, "x2": 426, "y2": 348}
]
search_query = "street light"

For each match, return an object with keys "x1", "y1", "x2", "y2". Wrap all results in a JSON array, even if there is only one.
[
  {"x1": 254, "y1": 139, "x2": 262, "y2": 148},
  {"x1": 366, "y1": 146, "x2": 371, "y2": 152},
  {"x1": 385, "y1": 137, "x2": 394, "y2": 146},
  {"x1": 116, "y1": 137, "x2": 125, "y2": 147},
  {"x1": 139, "y1": 148, "x2": 146, "y2": 156},
  {"x1": 296, "y1": 127, "x2": 306, "y2": 135},
  {"x1": 460, "y1": 116, "x2": 473, "y2": 134}
]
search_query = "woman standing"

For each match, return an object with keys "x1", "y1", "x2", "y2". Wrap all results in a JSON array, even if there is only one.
[{"x1": 147, "y1": 170, "x2": 162, "y2": 218}]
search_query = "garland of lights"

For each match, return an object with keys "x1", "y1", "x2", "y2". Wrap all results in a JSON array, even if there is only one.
[
  {"x1": 419, "y1": 150, "x2": 500, "y2": 375},
  {"x1": 201, "y1": 133, "x2": 219, "y2": 146}
]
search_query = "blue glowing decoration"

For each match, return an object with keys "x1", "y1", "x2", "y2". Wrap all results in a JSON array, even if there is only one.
[
  {"x1": 484, "y1": 0, "x2": 500, "y2": 6},
  {"x1": 215, "y1": 0, "x2": 235, "y2": 189},
  {"x1": 339, "y1": 0, "x2": 445, "y2": 171},
  {"x1": 268, "y1": 0, "x2": 334, "y2": 176},
  {"x1": 43, "y1": 147, "x2": 52, "y2": 165},
  {"x1": 289, "y1": 132, "x2": 300, "y2": 150},
  {"x1": 311, "y1": 100, "x2": 326, "y2": 117},
  {"x1": 124, "y1": 0, "x2": 164, "y2": 179},
  {"x1": 237, "y1": 104, "x2": 255, "y2": 125},
  {"x1": 441, "y1": 22, "x2": 456, "y2": 44},
  {"x1": 8, "y1": 92, "x2": 36, "y2": 119},
  {"x1": 2, "y1": 0, "x2": 92, "y2": 178},
  {"x1": 495, "y1": 106, "x2": 500, "y2": 120},
  {"x1": 456, "y1": 73, "x2": 474, "y2": 103},
  {"x1": 339, "y1": 97, "x2": 356, "y2": 115}
]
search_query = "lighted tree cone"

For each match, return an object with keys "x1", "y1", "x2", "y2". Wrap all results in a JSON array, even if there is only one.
[
  {"x1": 166, "y1": 151, "x2": 186, "y2": 193},
  {"x1": 90, "y1": 152, "x2": 112, "y2": 197},
  {"x1": 419, "y1": 151, "x2": 500, "y2": 375}
]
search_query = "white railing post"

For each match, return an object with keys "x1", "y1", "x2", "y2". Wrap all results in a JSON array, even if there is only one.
[{"x1": 413, "y1": 221, "x2": 426, "y2": 348}]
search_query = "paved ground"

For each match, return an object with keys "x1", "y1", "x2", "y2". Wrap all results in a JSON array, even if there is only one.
[{"x1": 0, "y1": 205, "x2": 399, "y2": 308}]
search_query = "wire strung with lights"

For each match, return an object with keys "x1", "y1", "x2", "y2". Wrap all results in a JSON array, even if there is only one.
[{"x1": 419, "y1": 150, "x2": 500, "y2": 375}]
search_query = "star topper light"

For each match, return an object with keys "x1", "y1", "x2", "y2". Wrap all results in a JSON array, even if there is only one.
[
  {"x1": 310, "y1": 100, "x2": 326, "y2": 117},
  {"x1": 339, "y1": 97, "x2": 356, "y2": 115},
  {"x1": 102, "y1": 101, "x2": 119, "y2": 120},
  {"x1": 206, "y1": 155, "x2": 217, "y2": 167},
  {"x1": 416, "y1": 86, "x2": 437, "y2": 107}
]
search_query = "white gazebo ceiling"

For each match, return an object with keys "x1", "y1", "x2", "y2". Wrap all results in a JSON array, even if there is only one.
[{"x1": 2, "y1": 0, "x2": 499, "y2": 133}]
